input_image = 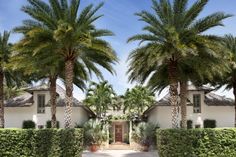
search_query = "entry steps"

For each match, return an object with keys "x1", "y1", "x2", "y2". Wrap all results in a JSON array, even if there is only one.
[{"x1": 107, "y1": 143, "x2": 131, "y2": 150}]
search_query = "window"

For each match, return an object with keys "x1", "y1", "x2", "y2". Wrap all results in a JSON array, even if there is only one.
[
  {"x1": 37, "y1": 94, "x2": 45, "y2": 113},
  {"x1": 193, "y1": 94, "x2": 201, "y2": 113}
]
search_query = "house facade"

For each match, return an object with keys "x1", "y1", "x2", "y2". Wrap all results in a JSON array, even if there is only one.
[
  {"x1": 4, "y1": 84, "x2": 95, "y2": 128},
  {"x1": 144, "y1": 85, "x2": 235, "y2": 128}
]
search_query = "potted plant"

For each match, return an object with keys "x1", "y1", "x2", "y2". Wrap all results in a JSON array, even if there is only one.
[
  {"x1": 84, "y1": 120, "x2": 107, "y2": 152},
  {"x1": 132, "y1": 122, "x2": 157, "y2": 151}
]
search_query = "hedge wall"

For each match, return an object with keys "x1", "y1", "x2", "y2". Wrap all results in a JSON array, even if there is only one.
[
  {"x1": 157, "y1": 129, "x2": 236, "y2": 157},
  {"x1": 0, "y1": 129, "x2": 83, "y2": 157}
]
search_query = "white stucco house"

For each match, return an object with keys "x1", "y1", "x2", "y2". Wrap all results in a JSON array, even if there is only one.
[
  {"x1": 143, "y1": 85, "x2": 235, "y2": 128},
  {"x1": 4, "y1": 84, "x2": 95, "y2": 128}
]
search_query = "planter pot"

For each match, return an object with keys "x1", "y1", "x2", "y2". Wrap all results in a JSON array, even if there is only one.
[
  {"x1": 142, "y1": 144, "x2": 149, "y2": 152},
  {"x1": 89, "y1": 144, "x2": 99, "y2": 152}
]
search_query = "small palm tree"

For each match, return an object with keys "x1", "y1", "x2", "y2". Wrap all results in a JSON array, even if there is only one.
[
  {"x1": 127, "y1": 0, "x2": 231, "y2": 128},
  {"x1": 16, "y1": 0, "x2": 118, "y2": 128},
  {"x1": 123, "y1": 86, "x2": 155, "y2": 117},
  {"x1": 84, "y1": 81, "x2": 116, "y2": 118}
]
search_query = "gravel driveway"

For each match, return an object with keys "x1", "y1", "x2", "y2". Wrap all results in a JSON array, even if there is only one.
[{"x1": 82, "y1": 150, "x2": 159, "y2": 157}]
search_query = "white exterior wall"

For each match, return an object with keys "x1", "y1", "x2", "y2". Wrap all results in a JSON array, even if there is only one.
[
  {"x1": 148, "y1": 91, "x2": 234, "y2": 128},
  {"x1": 5, "y1": 91, "x2": 89, "y2": 128}
]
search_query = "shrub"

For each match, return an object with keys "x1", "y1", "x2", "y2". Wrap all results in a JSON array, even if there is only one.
[
  {"x1": 204, "y1": 119, "x2": 216, "y2": 128},
  {"x1": 0, "y1": 129, "x2": 83, "y2": 157},
  {"x1": 46, "y1": 120, "x2": 60, "y2": 128},
  {"x1": 83, "y1": 120, "x2": 107, "y2": 146},
  {"x1": 22, "y1": 120, "x2": 36, "y2": 129},
  {"x1": 156, "y1": 128, "x2": 236, "y2": 157},
  {"x1": 132, "y1": 122, "x2": 158, "y2": 146}
]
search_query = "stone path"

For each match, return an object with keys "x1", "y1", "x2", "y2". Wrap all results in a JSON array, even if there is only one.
[{"x1": 82, "y1": 150, "x2": 159, "y2": 157}]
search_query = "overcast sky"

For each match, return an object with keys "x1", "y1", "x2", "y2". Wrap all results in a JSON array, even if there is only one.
[{"x1": 0, "y1": 0, "x2": 236, "y2": 100}]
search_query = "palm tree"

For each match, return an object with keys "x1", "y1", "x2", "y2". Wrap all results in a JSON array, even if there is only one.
[
  {"x1": 84, "y1": 81, "x2": 116, "y2": 118},
  {"x1": 212, "y1": 34, "x2": 236, "y2": 127},
  {"x1": 0, "y1": 31, "x2": 24, "y2": 128},
  {"x1": 123, "y1": 86, "x2": 155, "y2": 117},
  {"x1": 127, "y1": 0, "x2": 231, "y2": 128},
  {"x1": 15, "y1": 0, "x2": 117, "y2": 128},
  {"x1": 112, "y1": 95, "x2": 124, "y2": 111},
  {"x1": 11, "y1": 27, "x2": 88, "y2": 128}
]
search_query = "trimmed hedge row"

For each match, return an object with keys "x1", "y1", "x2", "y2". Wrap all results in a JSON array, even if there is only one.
[
  {"x1": 0, "y1": 129, "x2": 83, "y2": 157},
  {"x1": 157, "y1": 129, "x2": 236, "y2": 157}
]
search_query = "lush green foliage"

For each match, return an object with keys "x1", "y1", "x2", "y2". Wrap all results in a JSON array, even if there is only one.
[
  {"x1": 127, "y1": 0, "x2": 230, "y2": 88},
  {"x1": 46, "y1": 120, "x2": 60, "y2": 128},
  {"x1": 22, "y1": 120, "x2": 36, "y2": 129},
  {"x1": 127, "y1": 0, "x2": 231, "y2": 128},
  {"x1": 204, "y1": 119, "x2": 216, "y2": 128},
  {"x1": 15, "y1": 0, "x2": 117, "y2": 79},
  {"x1": 124, "y1": 86, "x2": 155, "y2": 116},
  {"x1": 83, "y1": 119, "x2": 107, "y2": 146},
  {"x1": 84, "y1": 81, "x2": 116, "y2": 118},
  {"x1": 0, "y1": 129, "x2": 83, "y2": 157},
  {"x1": 157, "y1": 129, "x2": 236, "y2": 157},
  {"x1": 132, "y1": 122, "x2": 158, "y2": 146}
]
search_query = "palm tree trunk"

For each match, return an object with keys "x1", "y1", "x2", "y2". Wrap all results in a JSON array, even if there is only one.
[
  {"x1": 233, "y1": 83, "x2": 236, "y2": 127},
  {"x1": 64, "y1": 60, "x2": 74, "y2": 128},
  {"x1": 168, "y1": 62, "x2": 179, "y2": 128},
  {"x1": 0, "y1": 71, "x2": 4, "y2": 128},
  {"x1": 180, "y1": 81, "x2": 187, "y2": 129},
  {"x1": 49, "y1": 76, "x2": 57, "y2": 128}
]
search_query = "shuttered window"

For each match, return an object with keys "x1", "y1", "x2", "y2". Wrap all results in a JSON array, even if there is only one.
[
  {"x1": 37, "y1": 94, "x2": 45, "y2": 113},
  {"x1": 193, "y1": 94, "x2": 201, "y2": 113}
]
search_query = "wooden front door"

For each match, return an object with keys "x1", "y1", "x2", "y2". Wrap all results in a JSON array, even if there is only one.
[{"x1": 115, "y1": 125, "x2": 122, "y2": 142}]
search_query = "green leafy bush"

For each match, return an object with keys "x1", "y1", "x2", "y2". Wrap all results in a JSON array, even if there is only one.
[
  {"x1": 132, "y1": 122, "x2": 158, "y2": 146},
  {"x1": 204, "y1": 119, "x2": 216, "y2": 128},
  {"x1": 46, "y1": 120, "x2": 60, "y2": 128},
  {"x1": 22, "y1": 120, "x2": 36, "y2": 129},
  {"x1": 156, "y1": 129, "x2": 236, "y2": 157},
  {"x1": 0, "y1": 129, "x2": 83, "y2": 157},
  {"x1": 83, "y1": 119, "x2": 107, "y2": 146}
]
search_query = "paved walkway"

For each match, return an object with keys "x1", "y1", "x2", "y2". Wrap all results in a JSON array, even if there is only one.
[{"x1": 82, "y1": 150, "x2": 159, "y2": 157}]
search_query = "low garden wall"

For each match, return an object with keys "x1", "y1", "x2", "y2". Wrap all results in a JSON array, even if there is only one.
[
  {"x1": 156, "y1": 128, "x2": 236, "y2": 157},
  {"x1": 0, "y1": 129, "x2": 83, "y2": 157}
]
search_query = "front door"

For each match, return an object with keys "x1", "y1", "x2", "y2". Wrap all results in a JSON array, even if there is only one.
[{"x1": 115, "y1": 125, "x2": 122, "y2": 142}]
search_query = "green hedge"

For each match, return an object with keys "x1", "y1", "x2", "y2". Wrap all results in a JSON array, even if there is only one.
[
  {"x1": 204, "y1": 119, "x2": 216, "y2": 128},
  {"x1": 157, "y1": 129, "x2": 236, "y2": 157},
  {"x1": 22, "y1": 120, "x2": 36, "y2": 129},
  {"x1": 0, "y1": 129, "x2": 83, "y2": 157}
]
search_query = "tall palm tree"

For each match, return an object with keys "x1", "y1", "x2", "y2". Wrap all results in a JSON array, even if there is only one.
[
  {"x1": 11, "y1": 27, "x2": 88, "y2": 128},
  {"x1": 84, "y1": 81, "x2": 116, "y2": 118},
  {"x1": 15, "y1": 0, "x2": 117, "y2": 128},
  {"x1": 127, "y1": 0, "x2": 231, "y2": 128},
  {"x1": 213, "y1": 34, "x2": 236, "y2": 127},
  {"x1": 0, "y1": 31, "x2": 24, "y2": 128},
  {"x1": 123, "y1": 86, "x2": 155, "y2": 117}
]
